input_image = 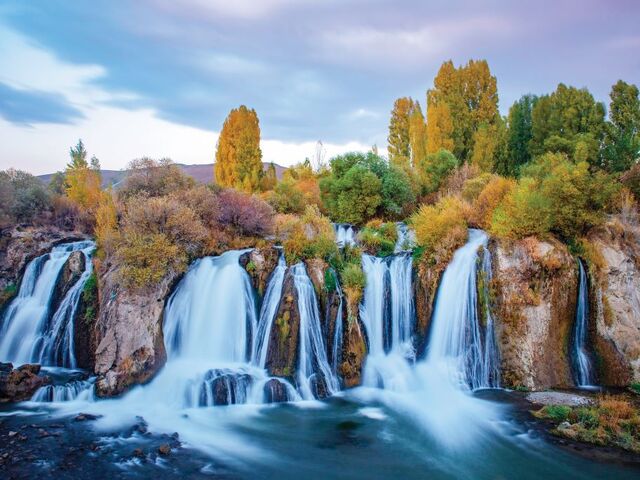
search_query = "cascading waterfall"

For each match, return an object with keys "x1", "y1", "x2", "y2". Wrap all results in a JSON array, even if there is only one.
[
  {"x1": 426, "y1": 229, "x2": 499, "y2": 390},
  {"x1": 360, "y1": 253, "x2": 415, "y2": 390},
  {"x1": 252, "y1": 251, "x2": 286, "y2": 368},
  {"x1": 32, "y1": 378, "x2": 95, "y2": 403},
  {"x1": 330, "y1": 269, "x2": 344, "y2": 376},
  {"x1": 572, "y1": 259, "x2": 595, "y2": 387},
  {"x1": 480, "y1": 247, "x2": 501, "y2": 388},
  {"x1": 292, "y1": 262, "x2": 339, "y2": 399},
  {"x1": 0, "y1": 240, "x2": 95, "y2": 367},
  {"x1": 334, "y1": 223, "x2": 356, "y2": 247}
]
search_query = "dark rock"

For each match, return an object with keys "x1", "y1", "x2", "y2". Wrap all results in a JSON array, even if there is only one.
[
  {"x1": 240, "y1": 247, "x2": 280, "y2": 297},
  {"x1": 158, "y1": 444, "x2": 171, "y2": 456},
  {"x1": 74, "y1": 413, "x2": 99, "y2": 422},
  {"x1": 132, "y1": 448, "x2": 145, "y2": 458},
  {"x1": 50, "y1": 250, "x2": 86, "y2": 315},
  {"x1": 339, "y1": 317, "x2": 367, "y2": 388},
  {"x1": 263, "y1": 378, "x2": 288, "y2": 403},
  {"x1": 0, "y1": 363, "x2": 50, "y2": 402}
]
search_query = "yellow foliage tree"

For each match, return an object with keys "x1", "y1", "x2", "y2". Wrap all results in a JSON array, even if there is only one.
[
  {"x1": 215, "y1": 105, "x2": 262, "y2": 192},
  {"x1": 94, "y1": 189, "x2": 119, "y2": 256},
  {"x1": 65, "y1": 139, "x2": 102, "y2": 213},
  {"x1": 426, "y1": 91, "x2": 454, "y2": 154}
]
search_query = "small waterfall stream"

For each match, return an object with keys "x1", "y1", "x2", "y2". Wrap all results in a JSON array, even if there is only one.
[
  {"x1": 334, "y1": 223, "x2": 356, "y2": 247},
  {"x1": 292, "y1": 262, "x2": 339, "y2": 399},
  {"x1": 572, "y1": 260, "x2": 595, "y2": 387},
  {"x1": 0, "y1": 240, "x2": 95, "y2": 368}
]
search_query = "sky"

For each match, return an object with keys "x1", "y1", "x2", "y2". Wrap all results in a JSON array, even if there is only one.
[{"x1": 0, "y1": 0, "x2": 638, "y2": 175}]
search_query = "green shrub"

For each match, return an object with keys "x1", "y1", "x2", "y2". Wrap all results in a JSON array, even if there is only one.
[
  {"x1": 324, "y1": 268, "x2": 337, "y2": 293},
  {"x1": 282, "y1": 206, "x2": 338, "y2": 264},
  {"x1": 0, "y1": 283, "x2": 18, "y2": 309},
  {"x1": 540, "y1": 405, "x2": 572, "y2": 422},
  {"x1": 358, "y1": 220, "x2": 398, "y2": 257},
  {"x1": 630, "y1": 383, "x2": 640, "y2": 395}
]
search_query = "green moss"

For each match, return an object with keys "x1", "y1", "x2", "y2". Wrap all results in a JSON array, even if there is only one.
[
  {"x1": 324, "y1": 268, "x2": 337, "y2": 293},
  {"x1": 82, "y1": 273, "x2": 98, "y2": 324},
  {"x1": 630, "y1": 383, "x2": 640, "y2": 395},
  {"x1": 275, "y1": 311, "x2": 290, "y2": 351},
  {"x1": 0, "y1": 283, "x2": 18, "y2": 309},
  {"x1": 537, "y1": 405, "x2": 572, "y2": 422},
  {"x1": 245, "y1": 260, "x2": 257, "y2": 274}
]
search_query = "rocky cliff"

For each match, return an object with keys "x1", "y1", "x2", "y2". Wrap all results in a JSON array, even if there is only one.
[
  {"x1": 585, "y1": 219, "x2": 640, "y2": 384},
  {"x1": 265, "y1": 268, "x2": 299, "y2": 379},
  {"x1": 490, "y1": 237, "x2": 578, "y2": 390},
  {"x1": 92, "y1": 262, "x2": 180, "y2": 397}
]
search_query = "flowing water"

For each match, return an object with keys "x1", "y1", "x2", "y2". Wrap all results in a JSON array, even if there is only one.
[
  {"x1": 334, "y1": 223, "x2": 356, "y2": 247},
  {"x1": 572, "y1": 260, "x2": 595, "y2": 387},
  {"x1": 0, "y1": 240, "x2": 95, "y2": 367},
  {"x1": 3, "y1": 241, "x2": 638, "y2": 478},
  {"x1": 394, "y1": 222, "x2": 416, "y2": 253}
]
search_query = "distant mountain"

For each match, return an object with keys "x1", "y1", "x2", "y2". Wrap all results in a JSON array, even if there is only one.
[{"x1": 38, "y1": 162, "x2": 287, "y2": 188}]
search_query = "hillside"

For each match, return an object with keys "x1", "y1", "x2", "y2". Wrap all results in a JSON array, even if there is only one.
[{"x1": 37, "y1": 162, "x2": 287, "y2": 188}]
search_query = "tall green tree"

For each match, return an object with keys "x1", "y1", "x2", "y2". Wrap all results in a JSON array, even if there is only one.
[
  {"x1": 504, "y1": 94, "x2": 537, "y2": 175},
  {"x1": 215, "y1": 105, "x2": 263, "y2": 192},
  {"x1": 530, "y1": 84, "x2": 606, "y2": 166},
  {"x1": 603, "y1": 80, "x2": 640, "y2": 172}
]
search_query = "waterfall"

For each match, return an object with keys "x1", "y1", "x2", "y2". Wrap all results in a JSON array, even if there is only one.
[
  {"x1": 292, "y1": 262, "x2": 339, "y2": 399},
  {"x1": 572, "y1": 260, "x2": 595, "y2": 387},
  {"x1": 426, "y1": 229, "x2": 499, "y2": 390},
  {"x1": 334, "y1": 223, "x2": 356, "y2": 247},
  {"x1": 394, "y1": 222, "x2": 416, "y2": 253},
  {"x1": 32, "y1": 378, "x2": 95, "y2": 403},
  {"x1": 0, "y1": 241, "x2": 95, "y2": 368},
  {"x1": 330, "y1": 269, "x2": 344, "y2": 375},
  {"x1": 480, "y1": 245, "x2": 501, "y2": 388},
  {"x1": 252, "y1": 251, "x2": 286, "y2": 368}
]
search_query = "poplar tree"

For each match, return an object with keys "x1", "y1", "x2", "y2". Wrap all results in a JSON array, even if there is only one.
[
  {"x1": 387, "y1": 97, "x2": 414, "y2": 169},
  {"x1": 604, "y1": 80, "x2": 640, "y2": 172},
  {"x1": 426, "y1": 91, "x2": 454, "y2": 154},
  {"x1": 65, "y1": 139, "x2": 101, "y2": 212},
  {"x1": 215, "y1": 105, "x2": 263, "y2": 192}
]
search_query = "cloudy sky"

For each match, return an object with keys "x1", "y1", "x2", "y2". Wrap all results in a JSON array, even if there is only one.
[{"x1": 0, "y1": 0, "x2": 638, "y2": 174}]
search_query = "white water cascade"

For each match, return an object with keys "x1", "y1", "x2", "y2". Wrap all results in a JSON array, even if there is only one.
[
  {"x1": 292, "y1": 262, "x2": 339, "y2": 399},
  {"x1": 394, "y1": 222, "x2": 416, "y2": 253},
  {"x1": 252, "y1": 251, "x2": 287, "y2": 368},
  {"x1": 426, "y1": 229, "x2": 500, "y2": 390},
  {"x1": 572, "y1": 260, "x2": 595, "y2": 387},
  {"x1": 0, "y1": 240, "x2": 95, "y2": 368},
  {"x1": 334, "y1": 223, "x2": 356, "y2": 247}
]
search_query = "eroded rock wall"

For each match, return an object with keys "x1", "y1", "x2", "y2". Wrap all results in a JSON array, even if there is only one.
[{"x1": 491, "y1": 237, "x2": 578, "y2": 390}]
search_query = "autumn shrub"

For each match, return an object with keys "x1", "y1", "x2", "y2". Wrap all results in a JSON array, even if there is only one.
[
  {"x1": 94, "y1": 190, "x2": 119, "y2": 257},
  {"x1": 217, "y1": 189, "x2": 274, "y2": 237},
  {"x1": 358, "y1": 220, "x2": 398, "y2": 257},
  {"x1": 281, "y1": 206, "x2": 337, "y2": 264},
  {"x1": 116, "y1": 232, "x2": 187, "y2": 289},
  {"x1": 621, "y1": 164, "x2": 640, "y2": 201},
  {"x1": 266, "y1": 179, "x2": 306, "y2": 214},
  {"x1": 0, "y1": 169, "x2": 52, "y2": 227},
  {"x1": 173, "y1": 185, "x2": 220, "y2": 230},
  {"x1": 470, "y1": 176, "x2": 515, "y2": 229},
  {"x1": 341, "y1": 262, "x2": 366, "y2": 319},
  {"x1": 462, "y1": 172, "x2": 494, "y2": 202},
  {"x1": 411, "y1": 196, "x2": 468, "y2": 264},
  {"x1": 118, "y1": 157, "x2": 195, "y2": 200}
]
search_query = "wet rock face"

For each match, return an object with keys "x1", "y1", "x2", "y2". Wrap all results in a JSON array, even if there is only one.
[
  {"x1": 240, "y1": 247, "x2": 279, "y2": 297},
  {"x1": 265, "y1": 269, "x2": 299, "y2": 379},
  {"x1": 491, "y1": 237, "x2": 578, "y2": 390},
  {"x1": 263, "y1": 378, "x2": 288, "y2": 403},
  {"x1": 340, "y1": 318, "x2": 367, "y2": 388},
  {"x1": 50, "y1": 250, "x2": 86, "y2": 314},
  {"x1": 93, "y1": 263, "x2": 178, "y2": 397},
  {"x1": 587, "y1": 221, "x2": 640, "y2": 384},
  {"x1": 0, "y1": 363, "x2": 51, "y2": 402},
  {"x1": 414, "y1": 260, "x2": 445, "y2": 356}
]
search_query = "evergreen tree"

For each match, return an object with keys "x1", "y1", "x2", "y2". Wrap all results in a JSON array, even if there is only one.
[
  {"x1": 65, "y1": 139, "x2": 101, "y2": 212},
  {"x1": 603, "y1": 80, "x2": 640, "y2": 172},
  {"x1": 215, "y1": 105, "x2": 263, "y2": 192}
]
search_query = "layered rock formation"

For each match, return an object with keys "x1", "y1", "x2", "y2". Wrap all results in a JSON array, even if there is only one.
[
  {"x1": 490, "y1": 237, "x2": 578, "y2": 390},
  {"x1": 265, "y1": 269, "x2": 299, "y2": 379},
  {"x1": 240, "y1": 247, "x2": 280, "y2": 296},
  {"x1": 585, "y1": 219, "x2": 640, "y2": 384}
]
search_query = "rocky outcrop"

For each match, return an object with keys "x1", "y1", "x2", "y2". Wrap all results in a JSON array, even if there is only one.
[
  {"x1": 50, "y1": 250, "x2": 86, "y2": 313},
  {"x1": 0, "y1": 363, "x2": 50, "y2": 402},
  {"x1": 93, "y1": 263, "x2": 179, "y2": 397},
  {"x1": 491, "y1": 237, "x2": 578, "y2": 390},
  {"x1": 265, "y1": 269, "x2": 299, "y2": 379},
  {"x1": 263, "y1": 378, "x2": 289, "y2": 403},
  {"x1": 585, "y1": 220, "x2": 640, "y2": 384},
  {"x1": 240, "y1": 247, "x2": 280, "y2": 296},
  {"x1": 74, "y1": 268, "x2": 99, "y2": 371},
  {"x1": 414, "y1": 259, "x2": 446, "y2": 355},
  {"x1": 0, "y1": 227, "x2": 87, "y2": 310},
  {"x1": 339, "y1": 316, "x2": 367, "y2": 388}
]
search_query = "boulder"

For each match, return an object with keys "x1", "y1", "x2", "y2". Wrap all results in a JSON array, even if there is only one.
[
  {"x1": 586, "y1": 219, "x2": 640, "y2": 384},
  {"x1": 263, "y1": 378, "x2": 289, "y2": 403},
  {"x1": 339, "y1": 317, "x2": 367, "y2": 388},
  {"x1": 491, "y1": 237, "x2": 578, "y2": 389},
  {"x1": 0, "y1": 363, "x2": 51, "y2": 402},
  {"x1": 50, "y1": 250, "x2": 86, "y2": 313}
]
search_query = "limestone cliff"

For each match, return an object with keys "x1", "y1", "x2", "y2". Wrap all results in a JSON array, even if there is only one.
[
  {"x1": 490, "y1": 237, "x2": 578, "y2": 390},
  {"x1": 585, "y1": 219, "x2": 640, "y2": 384}
]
